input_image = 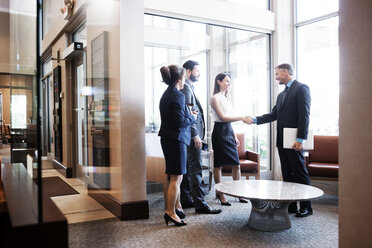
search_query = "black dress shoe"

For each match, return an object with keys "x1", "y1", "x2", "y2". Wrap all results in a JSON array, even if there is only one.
[
  {"x1": 295, "y1": 208, "x2": 313, "y2": 218},
  {"x1": 182, "y1": 202, "x2": 195, "y2": 209},
  {"x1": 195, "y1": 206, "x2": 222, "y2": 214}
]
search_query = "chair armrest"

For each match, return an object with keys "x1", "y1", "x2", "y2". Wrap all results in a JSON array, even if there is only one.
[
  {"x1": 246, "y1": 150, "x2": 260, "y2": 164},
  {"x1": 304, "y1": 152, "x2": 309, "y2": 169}
]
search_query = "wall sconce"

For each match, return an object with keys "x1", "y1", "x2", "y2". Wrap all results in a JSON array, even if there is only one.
[
  {"x1": 64, "y1": 0, "x2": 74, "y2": 9},
  {"x1": 60, "y1": 0, "x2": 74, "y2": 20}
]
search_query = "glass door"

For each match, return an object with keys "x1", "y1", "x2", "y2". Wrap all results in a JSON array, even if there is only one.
[{"x1": 73, "y1": 53, "x2": 89, "y2": 178}]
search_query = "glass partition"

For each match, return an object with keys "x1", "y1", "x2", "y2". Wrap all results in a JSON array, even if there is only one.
[{"x1": 0, "y1": 0, "x2": 40, "y2": 223}]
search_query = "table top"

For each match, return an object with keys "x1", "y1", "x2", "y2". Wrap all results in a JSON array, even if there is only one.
[{"x1": 215, "y1": 180, "x2": 323, "y2": 201}]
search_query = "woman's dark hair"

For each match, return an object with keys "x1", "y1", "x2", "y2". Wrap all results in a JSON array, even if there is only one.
[
  {"x1": 213, "y1": 73, "x2": 230, "y2": 95},
  {"x1": 160, "y1": 65, "x2": 185, "y2": 86}
]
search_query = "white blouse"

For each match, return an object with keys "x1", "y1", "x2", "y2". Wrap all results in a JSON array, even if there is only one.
[{"x1": 211, "y1": 92, "x2": 234, "y2": 122}]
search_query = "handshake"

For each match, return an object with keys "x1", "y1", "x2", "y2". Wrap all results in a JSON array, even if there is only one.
[{"x1": 243, "y1": 115, "x2": 254, "y2": 125}]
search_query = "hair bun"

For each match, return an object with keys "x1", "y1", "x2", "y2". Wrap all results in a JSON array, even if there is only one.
[{"x1": 160, "y1": 66, "x2": 171, "y2": 85}]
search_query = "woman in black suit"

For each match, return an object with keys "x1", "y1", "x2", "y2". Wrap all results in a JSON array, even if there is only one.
[{"x1": 159, "y1": 65, "x2": 197, "y2": 226}]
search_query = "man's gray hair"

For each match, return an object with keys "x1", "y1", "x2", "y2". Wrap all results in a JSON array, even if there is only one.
[{"x1": 276, "y1": 63, "x2": 295, "y2": 76}]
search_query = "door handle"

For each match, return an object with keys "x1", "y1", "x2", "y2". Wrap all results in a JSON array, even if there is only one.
[
  {"x1": 91, "y1": 127, "x2": 103, "y2": 135},
  {"x1": 74, "y1": 108, "x2": 84, "y2": 111}
]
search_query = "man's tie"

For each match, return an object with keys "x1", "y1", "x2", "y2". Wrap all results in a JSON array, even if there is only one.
[
  {"x1": 191, "y1": 84, "x2": 202, "y2": 113},
  {"x1": 281, "y1": 86, "x2": 288, "y2": 107}
]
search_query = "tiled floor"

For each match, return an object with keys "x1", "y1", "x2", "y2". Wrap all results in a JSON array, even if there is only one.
[
  {"x1": 42, "y1": 167, "x2": 115, "y2": 224},
  {"x1": 1, "y1": 145, "x2": 115, "y2": 224}
]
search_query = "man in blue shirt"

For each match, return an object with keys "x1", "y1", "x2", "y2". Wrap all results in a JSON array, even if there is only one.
[{"x1": 247, "y1": 63, "x2": 312, "y2": 218}]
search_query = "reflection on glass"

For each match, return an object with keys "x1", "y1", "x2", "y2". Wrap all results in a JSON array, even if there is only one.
[
  {"x1": 296, "y1": 0, "x2": 338, "y2": 22},
  {"x1": 297, "y1": 17, "x2": 339, "y2": 135}
]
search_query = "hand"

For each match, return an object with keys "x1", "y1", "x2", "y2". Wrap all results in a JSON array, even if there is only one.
[
  {"x1": 235, "y1": 138, "x2": 240, "y2": 147},
  {"x1": 243, "y1": 116, "x2": 254, "y2": 124},
  {"x1": 191, "y1": 110, "x2": 198, "y2": 119},
  {"x1": 292, "y1": 142, "x2": 303, "y2": 151},
  {"x1": 193, "y1": 136, "x2": 203, "y2": 150}
]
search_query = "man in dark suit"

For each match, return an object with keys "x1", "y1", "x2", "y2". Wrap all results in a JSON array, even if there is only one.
[
  {"x1": 180, "y1": 60, "x2": 221, "y2": 214},
  {"x1": 248, "y1": 63, "x2": 312, "y2": 218}
]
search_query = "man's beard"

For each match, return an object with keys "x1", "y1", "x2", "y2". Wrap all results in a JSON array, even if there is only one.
[{"x1": 190, "y1": 74, "x2": 199, "y2": 82}]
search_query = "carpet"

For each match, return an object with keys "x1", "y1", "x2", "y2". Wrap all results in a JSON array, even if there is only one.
[
  {"x1": 69, "y1": 190, "x2": 338, "y2": 248},
  {"x1": 42, "y1": 176, "x2": 79, "y2": 197}
]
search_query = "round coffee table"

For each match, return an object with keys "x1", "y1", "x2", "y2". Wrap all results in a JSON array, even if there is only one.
[{"x1": 215, "y1": 180, "x2": 323, "y2": 231}]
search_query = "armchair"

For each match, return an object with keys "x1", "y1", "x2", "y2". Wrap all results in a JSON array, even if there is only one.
[
  {"x1": 305, "y1": 135, "x2": 338, "y2": 179},
  {"x1": 221, "y1": 133, "x2": 260, "y2": 180}
]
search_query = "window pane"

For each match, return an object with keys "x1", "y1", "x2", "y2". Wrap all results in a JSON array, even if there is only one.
[
  {"x1": 145, "y1": 16, "x2": 208, "y2": 132},
  {"x1": 227, "y1": 30, "x2": 270, "y2": 170},
  {"x1": 226, "y1": 0, "x2": 269, "y2": 10},
  {"x1": 11, "y1": 95, "x2": 27, "y2": 128},
  {"x1": 296, "y1": 0, "x2": 338, "y2": 22},
  {"x1": 297, "y1": 17, "x2": 339, "y2": 135}
]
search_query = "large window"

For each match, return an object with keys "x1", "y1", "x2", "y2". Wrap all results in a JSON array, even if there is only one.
[
  {"x1": 226, "y1": 0, "x2": 270, "y2": 10},
  {"x1": 227, "y1": 30, "x2": 271, "y2": 168},
  {"x1": 296, "y1": 0, "x2": 339, "y2": 135},
  {"x1": 11, "y1": 95, "x2": 27, "y2": 128},
  {"x1": 144, "y1": 15, "x2": 271, "y2": 170}
]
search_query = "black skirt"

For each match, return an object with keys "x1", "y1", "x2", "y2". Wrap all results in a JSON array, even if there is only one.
[
  {"x1": 160, "y1": 138, "x2": 187, "y2": 175},
  {"x1": 212, "y1": 122, "x2": 240, "y2": 167}
]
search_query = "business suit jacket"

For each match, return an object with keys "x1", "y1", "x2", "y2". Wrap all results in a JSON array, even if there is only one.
[
  {"x1": 256, "y1": 80, "x2": 311, "y2": 148},
  {"x1": 180, "y1": 79, "x2": 205, "y2": 140},
  {"x1": 158, "y1": 85, "x2": 195, "y2": 145}
]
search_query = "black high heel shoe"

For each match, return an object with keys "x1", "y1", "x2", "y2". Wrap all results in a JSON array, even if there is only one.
[
  {"x1": 216, "y1": 194, "x2": 231, "y2": 206},
  {"x1": 239, "y1": 198, "x2": 248, "y2": 203},
  {"x1": 175, "y1": 209, "x2": 186, "y2": 219},
  {"x1": 164, "y1": 213, "x2": 187, "y2": 226}
]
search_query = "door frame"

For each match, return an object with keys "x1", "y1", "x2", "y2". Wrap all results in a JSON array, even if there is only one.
[{"x1": 71, "y1": 49, "x2": 88, "y2": 180}]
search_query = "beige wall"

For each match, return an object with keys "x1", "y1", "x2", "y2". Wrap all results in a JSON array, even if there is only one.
[
  {"x1": 339, "y1": 0, "x2": 372, "y2": 247},
  {"x1": 0, "y1": 10, "x2": 10, "y2": 73}
]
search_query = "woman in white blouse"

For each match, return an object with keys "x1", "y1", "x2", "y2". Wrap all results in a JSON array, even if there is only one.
[{"x1": 210, "y1": 73, "x2": 249, "y2": 205}]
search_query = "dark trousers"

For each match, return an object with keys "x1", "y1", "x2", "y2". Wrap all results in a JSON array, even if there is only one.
[
  {"x1": 278, "y1": 147, "x2": 312, "y2": 210},
  {"x1": 180, "y1": 140, "x2": 208, "y2": 209}
]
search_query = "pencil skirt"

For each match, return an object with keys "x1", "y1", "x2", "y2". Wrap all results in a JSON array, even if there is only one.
[
  {"x1": 160, "y1": 138, "x2": 187, "y2": 175},
  {"x1": 212, "y1": 122, "x2": 240, "y2": 167}
]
